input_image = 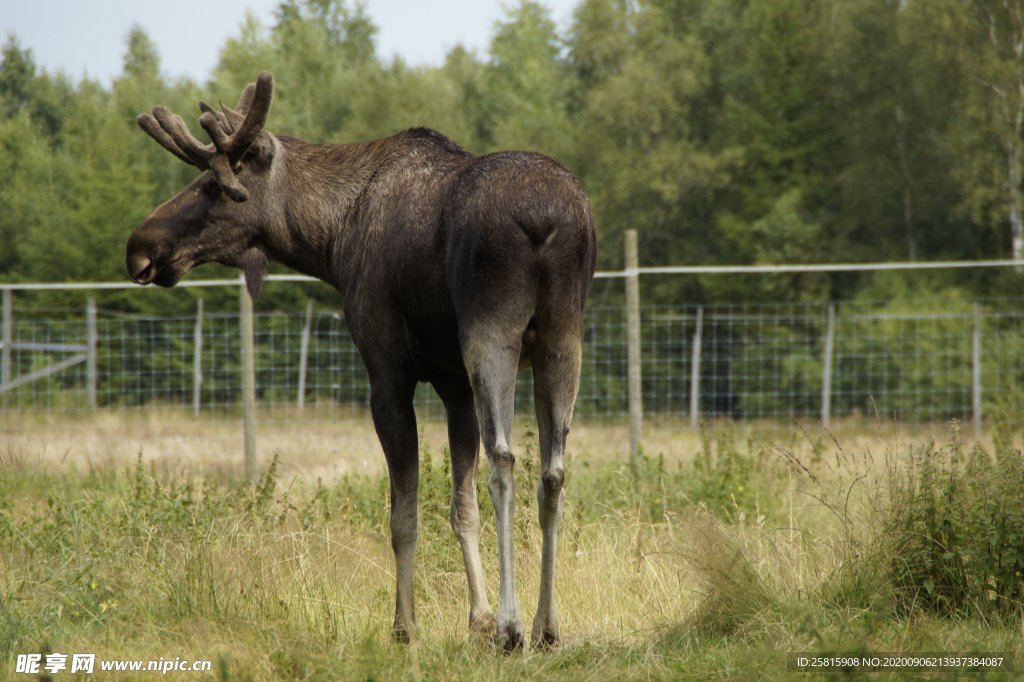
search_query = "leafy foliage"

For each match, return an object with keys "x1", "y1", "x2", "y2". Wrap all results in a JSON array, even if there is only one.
[{"x1": 1, "y1": 0, "x2": 1021, "y2": 312}]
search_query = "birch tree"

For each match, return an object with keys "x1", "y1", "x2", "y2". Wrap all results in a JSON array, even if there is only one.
[{"x1": 946, "y1": 0, "x2": 1024, "y2": 260}]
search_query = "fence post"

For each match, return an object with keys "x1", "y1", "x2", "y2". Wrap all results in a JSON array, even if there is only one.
[
  {"x1": 86, "y1": 297, "x2": 97, "y2": 410},
  {"x1": 240, "y1": 280, "x2": 258, "y2": 481},
  {"x1": 297, "y1": 301, "x2": 313, "y2": 410},
  {"x1": 690, "y1": 305, "x2": 703, "y2": 430},
  {"x1": 972, "y1": 303, "x2": 982, "y2": 434},
  {"x1": 821, "y1": 304, "x2": 835, "y2": 429},
  {"x1": 625, "y1": 229, "x2": 642, "y2": 462},
  {"x1": 1, "y1": 288, "x2": 11, "y2": 386},
  {"x1": 193, "y1": 297, "x2": 204, "y2": 418}
]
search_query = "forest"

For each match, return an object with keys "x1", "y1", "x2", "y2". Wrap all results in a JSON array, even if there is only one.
[{"x1": 2, "y1": 0, "x2": 1024, "y2": 313}]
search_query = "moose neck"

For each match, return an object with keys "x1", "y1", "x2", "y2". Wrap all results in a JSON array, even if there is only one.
[{"x1": 260, "y1": 135, "x2": 386, "y2": 288}]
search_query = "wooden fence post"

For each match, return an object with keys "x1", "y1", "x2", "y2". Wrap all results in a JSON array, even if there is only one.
[
  {"x1": 86, "y1": 297, "x2": 97, "y2": 410},
  {"x1": 297, "y1": 301, "x2": 313, "y2": 410},
  {"x1": 240, "y1": 280, "x2": 258, "y2": 481},
  {"x1": 1, "y1": 289, "x2": 11, "y2": 386},
  {"x1": 690, "y1": 305, "x2": 703, "y2": 430},
  {"x1": 821, "y1": 304, "x2": 835, "y2": 429},
  {"x1": 193, "y1": 298, "x2": 204, "y2": 417},
  {"x1": 972, "y1": 303, "x2": 982, "y2": 434},
  {"x1": 625, "y1": 229, "x2": 642, "y2": 462}
]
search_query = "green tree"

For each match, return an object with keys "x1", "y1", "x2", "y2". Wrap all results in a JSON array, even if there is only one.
[
  {"x1": 568, "y1": 0, "x2": 737, "y2": 278},
  {"x1": 716, "y1": 0, "x2": 835, "y2": 223},
  {"x1": 943, "y1": 0, "x2": 1024, "y2": 260},
  {"x1": 566, "y1": 0, "x2": 632, "y2": 95},
  {"x1": 17, "y1": 83, "x2": 152, "y2": 283},
  {"x1": 305, "y1": 0, "x2": 376, "y2": 66},
  {"x1": 483, "y1": 1, "x2": 573, "y2": 155},
  {"x1": 436, "y1": 45, "x2": 491, "y2": 151},
  {"x1": 260, "y1": 0, "x2": 380, "y2": 139},
  {"x1": 0, "y1": 114, "x2": 64, "y2": 278},
  {"x1": 122, "y1": 26, "x2": 160, "y2": 82},
  {"x1": 0, "y1": 36, "x2": 36, "y2": 118},
  {"x1": 0, "y1": 36, "x2": 73, "y2": 141}
]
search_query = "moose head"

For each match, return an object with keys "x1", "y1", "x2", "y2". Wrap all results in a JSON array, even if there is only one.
[{"x1": 126, "y1": 72, "x2": 277, "y2": 297}]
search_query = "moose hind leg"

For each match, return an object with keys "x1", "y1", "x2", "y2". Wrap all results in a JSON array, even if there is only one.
[
  {"x1": 370, "y1": 377, "x2": 420, "y2": 642},
  {"x1": 531, "y1": 332, "x2": 583, "y2": 649},
  {"x1": 435, "y1": 376, "x2": 495, "y2": 635},
  {"x1": 463, "y1": 332, "x2": 525, "y2": 651}
]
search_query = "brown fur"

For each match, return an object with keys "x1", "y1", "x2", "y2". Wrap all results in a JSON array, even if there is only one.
[{"x1": 127, "y1": 73, "x2": 597, "y2": 649}]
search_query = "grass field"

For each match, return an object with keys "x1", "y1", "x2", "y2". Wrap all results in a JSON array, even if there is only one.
[{"x1": 2, "y1": 409, "x2": 1023, "y2": 680}]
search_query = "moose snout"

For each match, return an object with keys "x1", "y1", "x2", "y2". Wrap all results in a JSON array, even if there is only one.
[
  {"x1": 128, "y1": 254, "x2": 156, "y2": 285},
  {"x1": 126, "y1": 226, "x2": 171, "y2": 285},
  {"x1": 126, "y1": 232, "x2": 159, "y2": 285}
]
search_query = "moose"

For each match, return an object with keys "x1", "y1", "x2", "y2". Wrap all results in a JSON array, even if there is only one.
[{"x1": 126, "y1": 72, "x2": 597, "y2": 650}]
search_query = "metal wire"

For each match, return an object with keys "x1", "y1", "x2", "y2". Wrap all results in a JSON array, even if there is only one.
[
  {"x1": 2, "y1": 293, "x2": 1021, "y2": 433},
  {"x1": 1, "y1": 258, "x2": 1020, "y2": 290}
]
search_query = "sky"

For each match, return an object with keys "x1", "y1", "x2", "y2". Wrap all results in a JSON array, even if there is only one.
[{"x1": 2, "y1": 0, "x2": 580, "y2": 85}]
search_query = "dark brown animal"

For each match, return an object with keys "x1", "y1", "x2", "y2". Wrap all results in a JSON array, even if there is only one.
[{"x1": 126, "y1": 72, "x2": 597, "y2": 650}]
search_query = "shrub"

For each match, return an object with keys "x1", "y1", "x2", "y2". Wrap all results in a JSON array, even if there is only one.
[{"x1": 887, "y1": 419, "x2": 1024, "y2": 619}]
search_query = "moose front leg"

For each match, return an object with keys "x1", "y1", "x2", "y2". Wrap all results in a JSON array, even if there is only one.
[{"x1": 370, "y1": 378, "x2": 420, "y2": 642}]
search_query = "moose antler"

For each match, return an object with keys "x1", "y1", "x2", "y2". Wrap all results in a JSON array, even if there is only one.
[{"x1": 137, "y1": 72, "x2": 274, "y2": 202}]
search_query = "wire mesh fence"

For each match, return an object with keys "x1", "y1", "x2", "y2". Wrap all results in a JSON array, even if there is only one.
[{"x1": 2, "y1": 293, "x2": 1022, "y2": 433}]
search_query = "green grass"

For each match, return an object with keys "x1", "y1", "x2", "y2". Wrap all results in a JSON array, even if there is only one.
[{"x1": 2, "y1": 418, "x2": 1023, "y2": 680}]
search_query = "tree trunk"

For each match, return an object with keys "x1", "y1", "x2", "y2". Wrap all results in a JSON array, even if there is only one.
[
  {"x1": 895, "y1": 102, "x2": 915, "y2": 260},
  {"x1": 1012, "y1": 81, "x2": 1024, "y2": 261},
  {"x1": 1010, "y1": 138, "x2": 1023, "y2": 260}
]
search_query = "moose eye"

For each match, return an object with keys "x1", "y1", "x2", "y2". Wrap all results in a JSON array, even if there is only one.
[{"x1": 207, "y1": 183, "x2": 222, "y2": 201}]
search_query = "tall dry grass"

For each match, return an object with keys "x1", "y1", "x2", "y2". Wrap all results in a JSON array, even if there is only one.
[{"x1": 2, "y1": 412, "x2": 1022, "y2": 679}]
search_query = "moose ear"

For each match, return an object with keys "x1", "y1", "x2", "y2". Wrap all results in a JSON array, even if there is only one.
[{"x1": 244, "y1": 134, "x2": 276, "y2": 169}]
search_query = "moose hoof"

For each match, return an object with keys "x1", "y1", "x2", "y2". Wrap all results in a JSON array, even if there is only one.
[
  {"x1": 495, "y1": 621, "x2": 524, "y2": 653},
  {"x1": 469, "y1": 610, "x2": 497, "y2": 637},
  {"x1": 392, "y1": 621, "x2": 415, "y2": 644},
  {"x1": 532, "y1": 629, "x2": 560, "y2": 650}
]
